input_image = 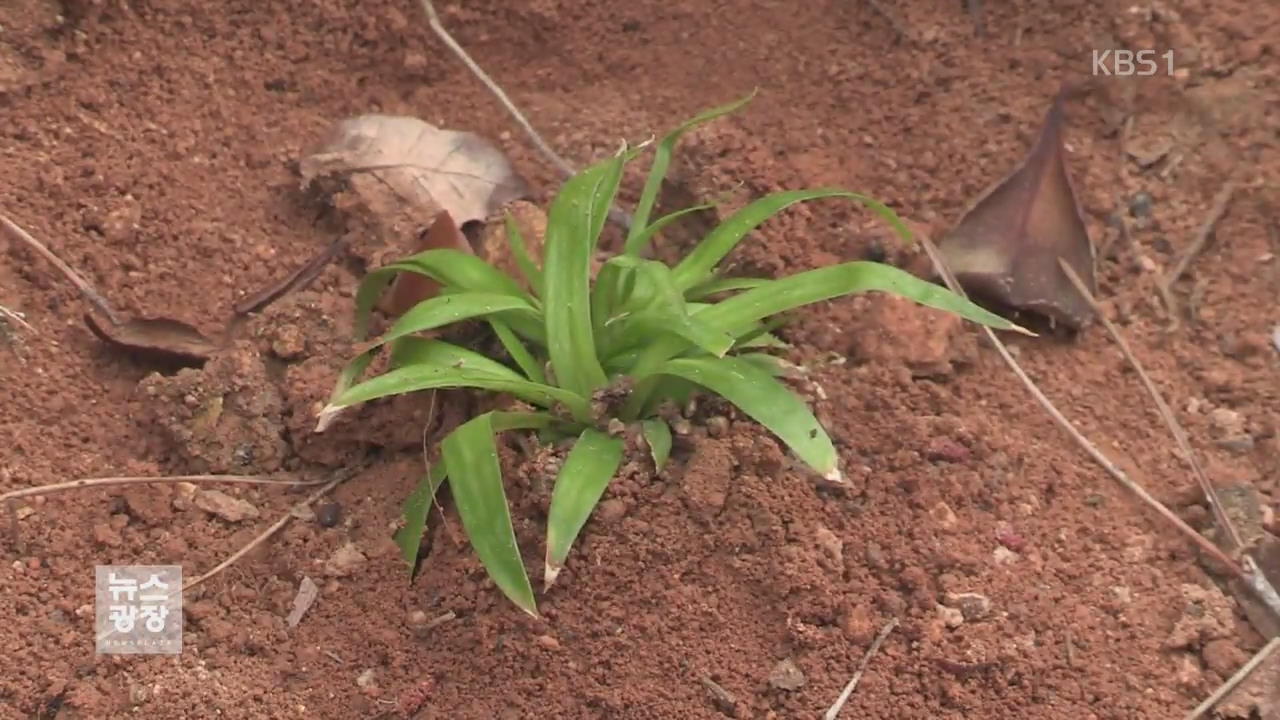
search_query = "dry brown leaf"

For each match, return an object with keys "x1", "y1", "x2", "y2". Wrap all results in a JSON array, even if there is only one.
[
  {"x1": 937, "y1": 91, "x2": 1097, "y2": 330},
  {"x1": 299, "y1": 114, "x2": 531, "y2": 231},
  {"x1": 84, "y1": 312, "x2": 223, "y2": 366},
  {"x1": 379, "y1": 210, "x2": 471, "y2": 317}
]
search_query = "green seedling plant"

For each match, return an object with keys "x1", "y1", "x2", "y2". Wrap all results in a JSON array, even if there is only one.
[{"x1": 317, "y1": 93, "x2": 1024, "y2": 616}]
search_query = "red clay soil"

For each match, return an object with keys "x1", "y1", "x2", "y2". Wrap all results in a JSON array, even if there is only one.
[{"x1": 2, "y1": 0, "x2": 1278, "y2": 718}]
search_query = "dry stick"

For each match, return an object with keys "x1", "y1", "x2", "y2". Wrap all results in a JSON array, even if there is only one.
[
  {"x1": 1158, "y1": 183, "x2": 1237, "y2": 330},
  {"x1": 919, "y1": 237, "x2": 1246, "y2": 578},
  {"x1": 824, "y1": 617, "x2": 899, "y2": 720},
  {"x1": 182, "y1": 468, "x2": 358, "y2": 593},
  {"x1": 416, "y1": 0, "x2": 635, "y2": 231},
  {"x1": 1185, "y1": 635, "x2": 1280, "y2": 720},
  {"x1": 866, "y1": 0, "x2": 911, "y2": 41},
  {"x1": 0, "y1": 474, "x2": 326, "y2": 503},
  {"x1": 0, "y1": 212, "x2": 122, "y2": 325},
  {"x1": 1061, "y1": 260, "x2": 1280, "y2": 623},
  {"x1": 1059, "y1": 261, "x2": 1244, "y2": 551},
  {"x1": 0, "y1": 304, "x2": 34, "y2": 332}
]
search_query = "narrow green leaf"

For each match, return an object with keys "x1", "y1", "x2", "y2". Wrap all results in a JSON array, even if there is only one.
[
  {"x1": 327, "y1": 360, "x2": 591, "y2": 421},
  {"x1": 544, "y1": 429, "x2": 626, "y2": 588},
  {"x1": 671, "y1": 189, "x2": 910, "y2": 292},
  {"x1": 699, "y1": 261, "x2": 1021, "y2": 338},
  {"x1": 651, "y1": 355, "x2": 841, "y2": 481},
  {"x1": 353, "y1": 249, "x2": 531, "y2": 340},
  {"x1": 606, "y1": 258, "x2": 736, "y2": 358},
  {"x1": 543, "y1": 146, "x2": 639, "y2": 397},
  {"x1": 736, "y1": 352, "x2": 788, "y2": 376},
  {"x1": 393, "y1": 458, "x2": 446, "y2": 573},
  {"x1": 623, "y1": 203, "x2": 716, "y2": 257},
  {"x1": 640, "y1": 419, "x2": 672, "y2": 471},
  {"x1": 442, "y1": 413, "x2": 537, "y2": 616},
  {"x1": 388, "y1": 337, "x2": 525, "y2": 379},
  {"x1": 489, "y1": 319, "x2": 546, "y2": 384},
  {"x1": 684, "y1": 275, "x2": 771, "y2": 301},
  {"x1": 504, "y1": 213, "x2": 544, "y2": 298},
  {"x1": 626, "y1": 91, "x2": 756, "y2": 254},
  {"x1": 379, "y1": 293, "x2": 538, "y2": 350}
]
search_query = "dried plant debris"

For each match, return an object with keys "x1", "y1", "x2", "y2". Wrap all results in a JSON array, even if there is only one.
[
  {"x1": 937, "y1": 91, "x2": 1097, "y2": 330},
  {"x1": 85, "y1": 312, "x2": 224, "y2": 367},
  {"x1": 380, "y1": 210, "x2": 472, "y2": 316},
  {"x1": 299, "y1": 114, "x2": 532, "y2": 232}
]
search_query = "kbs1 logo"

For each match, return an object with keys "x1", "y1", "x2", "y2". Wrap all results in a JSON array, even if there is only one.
[{"x1": 1091, "y1": 49, "x2": 1175, "y2": 76}]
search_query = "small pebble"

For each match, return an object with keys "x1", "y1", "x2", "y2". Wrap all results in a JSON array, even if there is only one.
[
  {"x1": 316, "y1": 502, "x2": 341, "y2": 528},
  {"x1": 1128, "y1": 191, "x2": 1154, "y2": 218},
  {"x1": 936, "y1": 603, "x2": 964, "y2": 628},
  {"x1": 944, "y1": 592, "x2": 992, "y2": 621},
  {"x1": 767, "y1": 658, "x2": 806, "y2": 691},
  {"x1": 706, "y1": 416, "x2": 729, "y2": 438}
]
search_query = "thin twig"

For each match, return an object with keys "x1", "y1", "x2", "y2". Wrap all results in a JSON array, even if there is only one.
[
  {"x1": 1158, "y1": 183, "x2": 1236, "y2": 329},
  {"x1": 0, "y1": 304, "x2": 34, "y2": 333},
  {"x1": 920, "y1": 237, "x2": 1245, "y2": 578},
  {"x1": 1059, "y1": 260, "x2": 1243, "y2": 551},
  {"x1": 1185, "y1": 635, "x2": 1280, "y2": 720},
  {"x1": 0, "y1": 212, "x2": 122, "y2": 325},
  {"x1": 416, "y1": 0, "x2": 635, "y2": 230},
  {"x1": 0, "y1": 474, "x2": 326, "y2": 503},
  {"x1": 825, "y1": 617, "x2": 898, "y2": 720},
  {"x1": 183, "y1": 467, "x2": 360, "y2": 592},
  {"x1": 866, "y1": 0, "x2": 911, "y2": 41}
]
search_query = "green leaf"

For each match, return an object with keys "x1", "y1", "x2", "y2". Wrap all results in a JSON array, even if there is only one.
[
  {"x1": 640, "y1": 419, "x2": 672, "y2": 471},
  {"x1": 699, "y1": 261, "x2": 1021, "y2": 338},
  {"x1": 441, "y1": 412, "x2": 537, "y2": 616},
  {"x1": 684, "y1": 276, "x2": 771, "y2": 301},
  {"x1": 651, "y1": 355, "x2": 841, "y2": 481},
  {"x1": 543, "y1": 146, "x2": 638, "y2": 397},
  {"x1": 626, "y1": 91, "x2": 756, "y2": 255},
  {"x1": 325, "y1": 356, "x2": 591, "y2": 422},
  {"x1": 392, "y1": 458, "x2": 446, "y2": 573},
  {"x1": 671, "y1": 189, "x2": 910, "y2": 292},
  {"x1": 606, "y1": 257, "x2": 735, "y2": 358},
  {"x1": 393, "y1": 411, "x2": 558, "y2": 574},
  {"x1": 353, "y1": 249, "x2": 531, "y2": 340},
  {"x1": 388, "y1": 337, "x2": 525, "y2": 379},
  {"x1": 544, "y1": 428, "x2": 625, "y2": 589},
  {"x1": 378, "y1": 293, "x2": 538, "y2": 350},
  {"x1": 504, "y1": 213, "x2": 545, "y2": 298},
  {"x1": 489, "y1": 319, "x2": 546, "y2": 383},
  {"x1": 622, "y1": 203, "x2": 716, "y2": 258}
]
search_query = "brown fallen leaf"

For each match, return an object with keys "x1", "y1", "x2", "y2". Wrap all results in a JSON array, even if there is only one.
[
  {"x1": 380, "y1": 210, "x2": 471, "y2": 317},
  {"x1": 937, "y1": 90, "x2": 1097, "y2": 330},
  {"x1": 299, "y1": 114, "x2": 532, "y2": 231},
  {"x1": 84, "y1": 312, "x2": 224, "y2": 366}
]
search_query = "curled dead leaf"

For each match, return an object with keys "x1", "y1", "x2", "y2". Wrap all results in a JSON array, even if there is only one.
[
  {"x1": 937, "y1": 91, "x2": 1097, "y2": 330},
  {"x1": 300, "y1": 114, "x2": 532, "y2": 231},
  {"x1": 380, "y1": 210, "x2": 471, "y2": 317},
  {"x1": 84, "y1": 312, "x2": 224, "y2": 366}
]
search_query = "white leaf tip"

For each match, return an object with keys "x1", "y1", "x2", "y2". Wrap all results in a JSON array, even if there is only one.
[{"x1": 543, "y1": 562, "x2": 562, "y2": 591}]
